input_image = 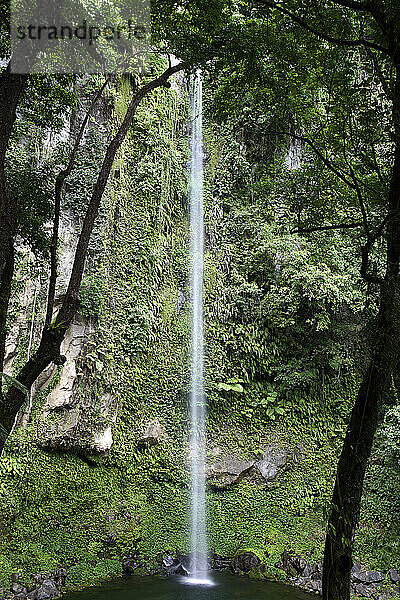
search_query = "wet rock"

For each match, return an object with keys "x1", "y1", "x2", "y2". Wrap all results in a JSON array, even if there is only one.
[
  {"x1": 36, "y1": 580, "x2": 60, "y2": 600},
  {"x1": 211, "y1": 553, "x2": 231, "y2": 570},
  {"x1": 27, "y1": 591, "x2": 37, "y2": 600},
  {"x1": 254, "y1": 447, "x2": 289, "y2": 482},
  {"x1": 389, "y1": 569, "x2": 400, "y2": 583},
  {"x1": 122, "y1": 555, "x2": 142, "y2": 575},
  {"x1": 161, "y1": 554, "x2": 174, "y2": 570},
  {"x1": 354, "y1": 570, "x2": 386, "y2": 584},
  {"x1": 308, "y1": 580, "x2": 322, "y2": 595},
  {"x1": 11, "y1": 585, "x2": 27, "y2": 596},
  {"x1": 355, "y1": 583, "x2": 375, "y2": 597},
  {"x1": 138, "y1": 420, "x2": 168, "y2": 447},
  {"x1": 231, "y1": 551, "x2": 261, "y2": 574},
  {"x1": 160, "y1": 553, "x2": 189, "y2": 577},
  {"x1": 302, "y1": 563, "x2": 314, "y2": 578}
]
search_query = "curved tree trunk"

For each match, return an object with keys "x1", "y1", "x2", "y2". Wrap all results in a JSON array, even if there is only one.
[{"x1": 322, "y1": 63, "x2": 400, "y2": 600}]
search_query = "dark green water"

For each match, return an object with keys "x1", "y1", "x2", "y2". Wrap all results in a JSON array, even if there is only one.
[{"x1": 63, "y1": 573, "x2": 313, "y2": 600}]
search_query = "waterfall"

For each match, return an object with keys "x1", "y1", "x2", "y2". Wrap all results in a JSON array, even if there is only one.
[{"x1": 188, "y1": 70, "x2": 209, "y2": 584}]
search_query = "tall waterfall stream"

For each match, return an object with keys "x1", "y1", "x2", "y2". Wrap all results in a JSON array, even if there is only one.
[{"x1": 189, "y1": 70, "x2": 209, "y2": 584}]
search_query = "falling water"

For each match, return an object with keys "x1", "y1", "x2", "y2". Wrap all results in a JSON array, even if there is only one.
[{"x1": 188, "y1": 70, "x2": 209, "y2": 584}]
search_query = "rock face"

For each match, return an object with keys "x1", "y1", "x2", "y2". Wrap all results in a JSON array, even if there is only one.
[
  {"x1": 6, "y1": 209, "x2": 119, "y2": 454},
  {"x1": 138, "y1": 420, "x2": 168, "y2": 446},
  {"x1": 206, "y1": 446, "x2": 290, "y2": 488},
  {"x1": 41, "y1": 385, "x2": 117, "y2": 454},
  {"x1": 38, "y1": 294, "x2": 117, "y2": 454},
  {"x1": 231, "y1": 551, "x2": 262, "y2": 574},
  {"x1": 352, "y1": 566, "x2": 386, "y2": 584},
  {"x1": 207, "y1": 457, "x2": 254, "y2": 487}
]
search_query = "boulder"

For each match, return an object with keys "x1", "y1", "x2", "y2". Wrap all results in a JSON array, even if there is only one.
[
  {"x1": 352, "y1": 564, "x2": 362, "y2": 578},
  {"x1": 11, "y1": 585, "x2": 26, "y2": 596},
  {"x1": 138, "y1": 420, "x2": 168, "y2": 447},
  {"x1": 207, "y1": 457, "x2": 254, "y2": 488},
  {"x1": 53, "y1": 569, "x2": 66, "y2": 588},
  {"x1": 232, "y1": 551, "x2": 261, "y2": 574},
  {"x1": 353, "y1": 570, "x2": 386, "y2": 584},
  {"x1": 254, "y1": 446, "x2": 289, "y2": 482},
  {"x1": 211, "y1": 553, "x2": 231, "y2": 570},
  {"x1": 389, "y1": 569, "x2": 400, "y2": 584},
  {"x1": 355, "y1": 583, "x2": 375, "y2": 597},
  {"x1": 311, "y1": 564, "x2": 323, "y2": 581},
  {"x1": 36, "y1": 580, "x2": 59, "y2": 600},
  {"x1": 302, "y1": 563, "x2": 314, "y2": 578},
  {"x1": 308, "y1": 580, "x2": 322, "y2": 595},
  {"x1": 160, "y1": 554, "x2": 189, "y2": 576},
  {"x1": 206, "y1": 446, "x2": 290, "y2": 488}
]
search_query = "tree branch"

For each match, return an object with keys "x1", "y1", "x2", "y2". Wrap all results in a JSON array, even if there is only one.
[
  {"x1": 361, "y1": 241, "x2": 382, "y2": 284},
  {"x1": 292, "y1": 221, "x2": 363, "y2": 233},
  {"x1": 44, "y1": 76, "x2": 110, "y2": 329},
  {"x1": 276, "y1": 131, "x2": 358, "y2": 190},
  {"x1": 253, "y1": 0, "x2": 390, "y2": 54}
]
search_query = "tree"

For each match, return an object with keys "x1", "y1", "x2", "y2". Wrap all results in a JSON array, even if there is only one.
[{"x1": 247, "y1": 2, "x2": 400, "y2": 599}]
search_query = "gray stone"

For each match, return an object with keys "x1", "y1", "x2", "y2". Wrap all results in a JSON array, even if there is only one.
[
  {"x1": 302, "y1": 563, "x2": 314, "y2": 578},
  {"x1": 352, "y1": 564, "x2": 362, "y2": 578},
  {"x1": 207, "y1": 457, "x2": 254, "y2": 488},
  {"x1": 308, "y1": 581, "x2": 322, "y2": 595},
  {"x1": 355, "y1": 583, "x2": 375, "y2": 597},
  {"x1": 389, "y1": 569, "x2": 400, "y2": 583},
  {"x1": 11, "y1": 585, "x2": 26, "y2": 596},
  {"x1": 311, "y1": 564, "x2": 323, "y2": 581},
  {"x1": 255, "y1": 446, "x2": 289, "y2": 482},
  {"x1": 354, "y1": 570, "x2": 386, "y2": 584},
  {"x1": 36, "y1": 580, "x2": 59, "y2": 600},
  {"x1": 138, "y1": 420, "x2": 168, "y2": 446}
]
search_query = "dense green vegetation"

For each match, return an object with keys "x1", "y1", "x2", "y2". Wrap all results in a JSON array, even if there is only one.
[{"x1": 0, "y1": 1, "x2": 399, "y2": 600}]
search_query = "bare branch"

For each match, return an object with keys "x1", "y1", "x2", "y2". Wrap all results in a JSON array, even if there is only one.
[
  {"x1": 292, "y1": 221, "x2": 363, "y2": 233},
  {"x1": 253, "y1": 0, "x2": 390, "y2": 54},
  {"x1": 276, "y1": 131, "x2": 358, "y2": 190},
  {"x1": 44, "y1": 76, "x2": 110, "y2": 329}
]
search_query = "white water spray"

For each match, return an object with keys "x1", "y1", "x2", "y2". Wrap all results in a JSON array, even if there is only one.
[{"x1": 189, "y1": 70, "x2": 209, "y2": 584}]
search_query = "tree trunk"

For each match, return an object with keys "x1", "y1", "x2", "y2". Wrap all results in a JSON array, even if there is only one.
[
  {"x1": 0, "y1": 62, "x2": 185, "y2": 453},
  {"x1": 0, "y1": 65, "x2": 28, "y2": 392},
  {"x1": 322, "y1": 63, "x2": 400, "y2": 600}
]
